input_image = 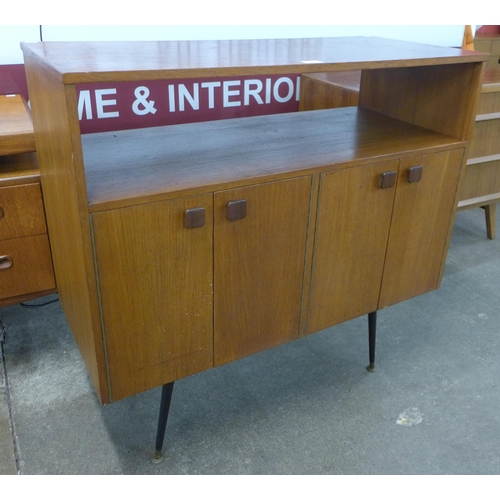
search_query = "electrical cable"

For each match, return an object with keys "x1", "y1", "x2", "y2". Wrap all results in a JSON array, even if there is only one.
[{"x1": 19, "y1": 298, "x2": 59, "y2": 308}]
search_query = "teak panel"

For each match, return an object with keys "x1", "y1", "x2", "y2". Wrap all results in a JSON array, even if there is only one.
[
  {"x1": 378, "y1": 149, "x2": 465, "y2": 309},
  {"x1": 0, "y1": 234, "x2": 55, "y2": 299},
  {"x1": 0, "y1": 183, "x2": 47, "y2": 240},
  {"x1": 307, "y1": 161, "x2": 398, "y2": 334},
  {"x1": 92, "y1": 194, "x2": 214, "y2": 402},
  {"x1": 359, "y1": 63, "x2": 485, "y2": 141},
  {"x1": 214, "y1": 177, "x2": 312, "y2": 365},
  {"x1": 23, "y1": 53, "x2": 109, "y2": 403},
  {"x1": 298, "y1": 71, "x2": 360, "y2": 111},
  {"x1": 20, "y1": 38, "x2": 486, "y2": 84}
]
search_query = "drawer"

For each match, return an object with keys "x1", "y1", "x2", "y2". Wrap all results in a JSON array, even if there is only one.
[
  {"x1": 491, "y1": 39, "x2": 500, "y2": 56},
  {"x1": 468, "y1": 118, "x2": 500, "y2": 159},
  {"x1": 478, "y1": 92, "x2": 500, "y2": 114},
  {"x1": 0, "y1": 234, "x2": 55, "y2": 299},
  {"x1": 459, "y1": 159, "x2": 500, "y2": 200},
  {"x1": 0, "y1": 183, "x2": 47, "y2": 240},
  {"x1": 474, "y1": 40, "x2": 492, "y2": 53},
  {"x1": 488, "y1": 55, "x2": 500, "y2": 68}
]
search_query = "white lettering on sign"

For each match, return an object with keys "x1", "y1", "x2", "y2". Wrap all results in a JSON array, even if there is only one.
[
  {"x1": 244, "y1": 79, "x2": 264, "y2": 105},
  {"x1": 78, "y1": 88, "x2": 120, "y2": 119},
  {"x1": 223, "y1": 81, "x2": 241, "y2": 108},
  {"x1": 273, "y1": 77, "x2": 294, "y2": 103},
  {"x1": 178, "y1": 84, "x2": 200, "y2": 112},
  {"x1": 201, "y1": 82, "x2": 221, "y2": 109},
  {"x1": 78, "y1": 90, "x2": 93, "y2": 120},
  {"x1": 295, "y1": 76, "x2": 301, "y2": 101},
  {"x1": 132, "y1": 86, "x2": 157, "y2": 115},
  {"x1": 95, "y1": 89, "x2": 120, "y2": 118},
  {"x1": 168, "y1": 85, "x2": 176, "y2": 112},
  {"x1": 265, "y1": 78, "x2": 272, "y2": 104},
  {"x1": 77, "y1": 76, "x2": 302, "y2": 124}
]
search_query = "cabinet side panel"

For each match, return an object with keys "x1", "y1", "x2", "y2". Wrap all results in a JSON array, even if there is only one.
[
  {"x1": 92, "y1": 195, "x2": 214, "y2": 401},
  {"x1": 359, "y1": 63, "x2": 485, "y2": 141},
  {"x1": 378, "y1": 149, "x2": 465, "y2": 309},
  {"x1": 307, "y1": 161, "x2": 398, "y2": 334},
  {"x1": 23, "y1": 55, "x2": 109, "y2": 403},
  {"x1": 214, "y1": 177, "x2": 311, "y2": 366}
]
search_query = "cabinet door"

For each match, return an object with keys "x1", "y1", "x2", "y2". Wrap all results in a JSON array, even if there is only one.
[
  {"x1": 307, "y1": 161, "x2": 399, "y2": 334},
  {"x1": 92, "y1": 194, "x2": 213, "y2": 401},
  {"x1": 214, "y1": 177, "x2": 312, "y2": 366},
  {"x1": 378, "y1": 149, "x2": 464, "y2": 309}
]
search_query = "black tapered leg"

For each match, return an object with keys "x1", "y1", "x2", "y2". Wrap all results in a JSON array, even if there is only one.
[
  {"x1": 367, "y1": 311, "x2": 377, "y2": 372},
  {"x1": 153, "y1": 381, "x2": 174, "y2": 463}
]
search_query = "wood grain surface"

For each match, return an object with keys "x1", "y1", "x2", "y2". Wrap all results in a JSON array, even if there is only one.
[
  {"x1": 21, "y1": 38, "x2": 487, "y2": 84},
  {"x1": 83, "y1": 107, "x2": 464, "y2": 212}
]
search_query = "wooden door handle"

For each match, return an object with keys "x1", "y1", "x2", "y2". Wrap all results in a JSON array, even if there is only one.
[
  {"x1": 407, "y1": 165, "x2": 423, "y2": 183},
  {"x1": 0, "y1": 256, "x2": 13, "y2": 270},
  {"x1": 379, "y1": 171, "x2": 397, "y2": 189},
  {"x1": 226, "y1": 200, "x2": 247, "y2": 221},
  {"x1": 184, "y1": 207, "x2": 206, "y2": 229}
]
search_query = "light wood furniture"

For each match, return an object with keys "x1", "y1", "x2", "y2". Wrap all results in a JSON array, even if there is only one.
[
  {"x1": 21, "y1": 38, "x2": 486, "y2": 457},
  {"x1": 0, "y1": 94, "x2": 36, "y2": 156},
  {"x1": 0, "y1": 94, "x2": 56, "y2": 306},
  {"x1": 457, "y1": 67, "x2": 500, "y2": 239},
  {"x1": 474, "y1": 33, "x2": 500, "y2": 69}
]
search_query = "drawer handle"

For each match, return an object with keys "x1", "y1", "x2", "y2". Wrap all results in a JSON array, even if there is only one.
[
  {"x1": 226, "y1": 200, "x2": 247, "y2": 221},
  {"x1": 379, "y1": 171, "x2": 397, "y2": 189},
  {"x1": 0, "y1": 256, "x2": 13, "y2": 270},
  {"x1": 184, "y1": 207, "x2": 206, "y2": 229},
  {"x1": 407, "y1": 165, "x2": 423, "y2": 183},
  {"x1": 0, "y1": 207, "x2": 4, "y2": 219}
]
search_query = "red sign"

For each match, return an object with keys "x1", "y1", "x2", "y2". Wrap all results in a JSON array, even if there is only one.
[{"x1": 76, "y1": 74, "x2": 301, "y2": 134}]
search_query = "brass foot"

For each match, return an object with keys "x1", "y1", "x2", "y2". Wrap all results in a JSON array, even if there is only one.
[{"x1": 151, "y1": 451, "x2": 164, "y2": 464}]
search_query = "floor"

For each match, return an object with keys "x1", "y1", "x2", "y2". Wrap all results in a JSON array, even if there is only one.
[{"x1": 1, "y1": 208, "x2": 499, "y2": 475}]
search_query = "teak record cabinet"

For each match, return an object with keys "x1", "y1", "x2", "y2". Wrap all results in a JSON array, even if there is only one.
[{"x1": 21, "y1": 38, "x2": 486, "y2": 455}]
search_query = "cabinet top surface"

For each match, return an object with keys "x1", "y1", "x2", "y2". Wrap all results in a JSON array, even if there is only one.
[
  {"x1": 0, "y1": 94, "x2": 36, "y2": 156},
  {"x1": 21, "y1": 37, "x2": 487, "y2": 84}
]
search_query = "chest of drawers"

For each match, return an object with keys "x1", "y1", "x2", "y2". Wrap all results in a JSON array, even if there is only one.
[
  {"x1": 0, "y1": 95, "x2": 56, "y2": 306},
  {"x1": 457, "y1": 68, "x2": 500, "y2": 239}
]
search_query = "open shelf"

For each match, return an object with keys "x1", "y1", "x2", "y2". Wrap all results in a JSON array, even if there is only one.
[{"x1": 83, "y1": 107, "x2": 465, "y2": 212}]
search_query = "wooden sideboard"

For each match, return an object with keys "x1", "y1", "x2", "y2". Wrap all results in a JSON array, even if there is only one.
[
  {"x1": 457, "y1": 68, "x2": 500, "y2": 239},
  {"x1": 0, "y1": 94, "x2": 56, "y2": 306},
  {"x1": 20, "y1": 39, "x2": 486, "y2": 415}
]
